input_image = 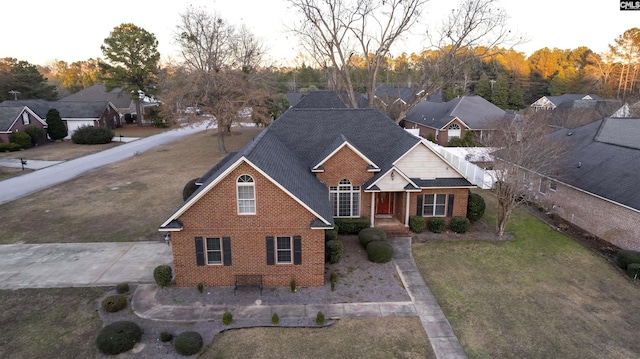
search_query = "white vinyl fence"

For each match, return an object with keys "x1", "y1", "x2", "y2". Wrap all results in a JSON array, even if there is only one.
[{"x1": 424, "y1": 140, "x2": 496, "y2": 189}]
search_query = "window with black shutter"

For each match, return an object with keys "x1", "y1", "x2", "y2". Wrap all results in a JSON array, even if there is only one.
[
  {"x1": 195, "y1": 237, "x2": 204, "y2": 266},
  {"x1": 222, "y1": 237, "x2": 232, "y2": 266},
  {"x1": 293, "y1": 236, "x2": 302, "y2": 265},
  {"x1": 266, "y1": 236, "x2": 275, "y2": 265}
]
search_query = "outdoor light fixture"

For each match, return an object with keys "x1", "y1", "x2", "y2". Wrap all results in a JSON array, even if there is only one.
[
  {"x1": 164, "y1": 233, "x2": 171, "y2": 246},
  {"x1": 391, "y1": 172, "x2": 395, "y2": 180}
]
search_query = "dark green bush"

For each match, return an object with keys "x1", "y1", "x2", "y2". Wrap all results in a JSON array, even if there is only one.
[
  {"x1": 154, "y1": 265, "x2": 173, "y2": 287},
  {"x1": 316, "y1": 311, "x2": 325, "y2": 325},
  {"x1": 358, "y1": 227, "x2": 387, "y2": 248},
  {"x1": 174, "y1": 331, "x2": 203, "y2": 356},
  {"x1": 325, "y1": 239, "x2": 343, "y2": 264},
  {"x1": 325, "y1": 226, "x2": 338, "y2": 242},
  {"x1": 451, "y1": 216, "x2": 471, "y2": 233},
  {"x1": 71, "y1": 126, "x2": 114, "y2": 144},
  {"x1": 334, "y1": 218, "x2": 371, "y2": 234},
  {"x1": 467, "y1": 192, "x2": 486, "y2": 222},
  {"x1": 223, "y1": 311, "x2": 233, "y2": 325},
  {"x1": 96, "y1": 321, "x2": 142, "y2": 355},
  {"x1": 25, "y1": 126, "x2": 44, "y2": 145},
  {"x1": 626, "y1": 263, "x2": 640, "y2": 278},
  {"x1": 102, "y1": 294, "x2": 127, "y2": 313},
  {"x1": 182, "y1": 178, "x2": 200, "y2": 201},
  {"x1": 160, "y1": 331, "x2": 173, "y2": 342},
  {"x1": 409, "y1": 216, "x2": 426, "y2": 233},
  {"x1": 46, "y1": 108, "x2": 67, "y2": 140},
  {"x1": 10, "y1": 131, "x2": 31, "y2": 149},
  {"x1": 0, "y1": 143, "x2": 22, "y2": 152},
  {"x1": 366, "y1": 240, "x2": 394, "y2": 263},
  {"x1": 116, "y1": 282, "x2": 129, "y2": 294},
  {"x1": 272, "y1": 313, "x2": 279, "y2": 324},
  {"x1": 330, "y1": 272, "x2": 338, "y2": 291},
  {"x1": 428, "y1": 217, "x2": 446, "y2": 233},
  {"x1": 616, "y1": 250, "x2": 640, "y2": 270}
]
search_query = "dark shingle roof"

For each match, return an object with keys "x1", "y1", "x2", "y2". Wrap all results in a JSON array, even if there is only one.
[
  {"x1": 286, "y1": 92, "x2": 303, "y2": 107},
  {"x1": 404, "y1": 96, "x2": 506, "y2": 129},
  {"x1": 0, "y1": 99, "x2": 51, "y2": 118},
  {"x1": 61, "y1": 84, "x2": 132, "y2": 109},
  {"x1": 52, "y1": 101, "x2": 111, "y2": 118},
  {"x1": 411, "y1": 178, "x2": 474, "y2": 188},
  {"x1": 375, "y1": 84, "x2": 424, "y2": 104},
  {"x1": 595, "y1": 117, "x2": 640, "y2": 150},
  {"x1": 549, "y1": 118, "x2": 640, "y2": 210},
  {"x1": 293, "y1": 90, "x2": 368, "y2": 109},
  {"x1": 546, "y1": 94, "x2": 602, "y2": 108},
  {"x1": 0, "y1": 106, "x2": 23, "y2": 131}
]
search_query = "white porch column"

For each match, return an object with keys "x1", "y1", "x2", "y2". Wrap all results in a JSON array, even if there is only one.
[
  {"x1": 405, "y1": 191, "x2": 411, "y2": 227},
  {"x1": 370, "y1": 192, "x2": 375, "y2": 227}
]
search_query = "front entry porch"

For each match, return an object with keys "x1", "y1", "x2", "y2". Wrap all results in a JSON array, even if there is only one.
[{"x1": 374, "y1": 216, "x2": 411, "y2": 237}]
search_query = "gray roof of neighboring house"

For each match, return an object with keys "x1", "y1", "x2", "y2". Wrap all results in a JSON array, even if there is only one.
[
  {"x1": 375, "y1": 84, "x2": 424, "y2": 104},
  {"x1": 50, "y1": 101, "x2": 112, "y2": 119},
  {"x1": 293, "y1": 90, "x2": 368, "y2": 109},
  {"x1": 0, "y1": 99, "x2": 51, "y2": 118},
  {"x1": 61, "y1": 84, "x2": 132, "y2": 109},
  {"x1": 404, "y1": 96, "x2": 506, "y2": 130},
  {"x1": 286, "y1": 92, "x2": 303, "y2": 107},
  {"x1": 541, "y1": 94, "x2": 602, "y2": 108},
  {"x1": 549, "y1": 117, "x2": 640, "y2": 211},
  {"x1": 0, "y1": 106, "x2": 23, "y2": 131}
]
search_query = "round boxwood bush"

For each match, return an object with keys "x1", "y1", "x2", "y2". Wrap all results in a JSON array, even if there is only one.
[
  {"x1": 10, "y1": 131, "x2": 32, "y2": 149},
  {"x1": 325, "y1": 227, "x2": 338, "y2": 242},
  {"x1": 409, "y1": 216, "x2": 426, "y2": 233},
  {"x1": 96, "y1": 321, "x2": 142, "y2": 355},
  {"x1": 71, "y1": 126, "x2": 114, "y2": 144},
  {"x1": 358, "y1": 227, "x2": 387, "y2": 248},
  {"x1": 154, "y1": 265, "x2": 173, "y2": 287},
  {"x1": 467, "y1": 192, "x2": 486, "y2": 222},
  {"x1": 325, "y1": 239, "x2": 343, "y2": 264},
  {"x1": 222, "y1": 311, "x2": 233, "y2": 325},
  {"x1": 160, "y1": 331, "x2": 173, "y2": 342},
  {"x1": 102, "y1": 294, "x2": 127, "y2": 313},
  {"x1": 450, "y1": 216, "x2": 471, "y2": 233},
  {"x1": 626, "y1": 263, "x2": 640, "y2": 278},
  {"x1": 116, "y1": 282, "x2": 129, "y2": 294},
  {"x1": 428, "y1": 217, "x2": 446, "y2": 233},
  {"x1": 366, "y1": 240, "x2": 394, "y2": 263},
  {"x1": 616, "y1": 250, "x2": 640, "y2": 269},
  {"x1": 174, "y1": 331, "x2": 203, "y2": 356}
]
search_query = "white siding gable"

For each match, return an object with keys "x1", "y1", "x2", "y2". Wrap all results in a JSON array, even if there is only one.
[
  {"x1": 376, "y1": 169, "x2": 413, "y2": 191},
  {"x1": 395, "y1": 143, "x2": 460, "y2": 179}
]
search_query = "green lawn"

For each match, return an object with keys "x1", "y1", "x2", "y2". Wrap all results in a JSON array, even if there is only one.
[{"x1": 413, "y1": 192, "x2": 640, "y2": 359}]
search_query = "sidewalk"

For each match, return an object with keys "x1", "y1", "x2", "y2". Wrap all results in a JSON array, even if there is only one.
[{"x1": 131, "y1": 237, "x2": 468, "y2": 359}]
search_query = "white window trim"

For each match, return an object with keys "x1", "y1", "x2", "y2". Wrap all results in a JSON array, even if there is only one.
[
  {"x1": 539, "y1": 178, "x2": 548, "y2": 195},
  {"x1": 423, "y1": 193, "x2": 448, "y2": 217},
  {"x1": 549, "y1": 180, "x2": 557, "y2": 192},
  {"x1": 276, "y1": 236, "x2": 292, "y2": 264},
  {"x1": 236, "y1": 174, "x2": 256, "y2": 215},
  {"x1": 22, "y1": 112, "x2": 29, "y2": 125},
  {"x1": 330, "y1": 179, "x2": 361, "y2": 218},
  {"x1": 205, "y1": 237, "x2": 222, "y2": 265}
]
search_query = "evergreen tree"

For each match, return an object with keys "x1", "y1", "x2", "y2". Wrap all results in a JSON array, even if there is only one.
[
  {"x1": 491, "y1": 74, "x2": 509, "y2": 109},
  {"x1": 475, "y1": 73, "x2": 492, "y2": 100},
  {"x1": 46, "y1": 108, "x2": 67, "y2": 141},
  {"x1": 508, "y1": 80, "x2": 525, "y2": 110}
]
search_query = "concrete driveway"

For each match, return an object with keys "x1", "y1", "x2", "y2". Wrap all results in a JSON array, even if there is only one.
[{"x1": 0, "y1": 242, "x2": 173, "y2": 289}]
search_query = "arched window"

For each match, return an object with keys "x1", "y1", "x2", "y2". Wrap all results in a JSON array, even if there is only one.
[
  {"x1": 448, "y1": 123, "x2": 461, "y2": 140},
  {"x1": 237, "y1": 175, "x2": 255, "y2": 214},
  {"x1": 329, "y1": 179, "x2": 360, "y2": 217}
]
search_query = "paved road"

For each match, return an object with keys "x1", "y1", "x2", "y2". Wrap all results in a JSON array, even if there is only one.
[
  {"x1": 0, "y1": 242, "x2": 173, "y2": 289},
  {"x1": 0, "y1": 124, "x2": 207, "y2": 205}
]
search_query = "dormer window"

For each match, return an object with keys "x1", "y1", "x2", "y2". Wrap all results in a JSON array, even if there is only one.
[
  {"x1": 22, "y1": 112, "x2": 29, "y2": 125},
  {"x1": 236, "y1": 174, "x2": 255, "y2": 215}
]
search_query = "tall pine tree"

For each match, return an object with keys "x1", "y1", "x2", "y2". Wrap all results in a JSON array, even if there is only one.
[
  {"x1": 491, "y1": 74, "x2": 509, "y2": 109},
  {"x1": 475, "y1": 73, "x2": 492, "y2": 100}
]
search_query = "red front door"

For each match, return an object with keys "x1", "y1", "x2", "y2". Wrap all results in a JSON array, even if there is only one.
[{"x1": 376, "y1": 192, "x2": 394, "y2": 215}]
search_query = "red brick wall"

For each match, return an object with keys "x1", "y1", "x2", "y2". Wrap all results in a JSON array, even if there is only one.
[
  {"x1": 409, "y1": 188, "x2": 469, "y2": 220},
  {"x1": 172, "y1": 161, "x2": 325, "y2": 287},
  {"x1": 0, "y1": 111, "x2": 46, "y2": 144}
]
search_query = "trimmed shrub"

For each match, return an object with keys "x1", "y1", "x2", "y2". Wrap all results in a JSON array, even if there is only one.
[
  {"x1": 358, "y1": 227, "x2": 387, "y2": 248},
  {"x1": 616, "y1": 250, "x2": 640, "y2": 270},
  {"x1": 46, "y1": 108, "x2": 67, "y2": 140},
  {"x1": 222, "y1": 311, "x2": 233, "y2": 325},
  {"x1": 428, "y1": 217, "x2": 446, "y2": 233},
  {"x1": 96, "y1": 321, "x2": 142, "y2": 355},
  {"x1": 116, "y1": 282, "x2": 129, "y2": 294},
  {"x1": 154, "y1": 265, "x2": 173, "y2": 287},
  {"x1": 25, "y1": 126, "x2": 44, "y2": 145},
  {"x1": 334, "y1": 218, "x2": 371, "y2": 234},
  {"x1": 272, "y1": 313, "x2": 279, "y2": 325},
  {"x1": 316, "y1": 311, "x2": 325, "y2": 325},
  {"x1": 0, "y1": 143, "x2": 22, "y2": 152},
  {"x1": 330, "y1": 272, "x2": 338, "y2": 291},
  {"x1": 451, "y1": 216, "x2": 471, "y2": 233},
  {"x1": 325, "y1": 239, "x2": 343, "y2": 264},
  {"x1": 102, "y1": 294, "x2": 127, "y2": 313},
  {"x1": 325, "y1": 227, "x2": 338, "y2": 242},
  {"x1": 626, "y1": 263, "x2": 640, "y2": 278},
  {"x1": 290, "y1": 277, "x2": 297, "y2": 292},
  {"x1": 160, "y1": 331, "x2": 173, "y2": 342},
  {"x1": 197, "y1": 282, "x2": 204, "y2": 294},
  {"x1": 409, "y1": 216, "x2": 426, "y2": 233},
  {"x1": 10, "y1": 131, "x2": 31, "y2": 149},
  {"x1": 182, "y1": 178, "x2": 200, "y2": 201},
  {"x1": 174, "y1": 331, "x2": 203, "y2": 356},
  {"x1": 366, "y1": 240, "x2": 394, "y2": 263},
  {"x1": 467, "y1": 192, "x2": 486, "y2": 222},
  {"x1": 71, "y1": 126, "x2": 114, "y2": 144}
]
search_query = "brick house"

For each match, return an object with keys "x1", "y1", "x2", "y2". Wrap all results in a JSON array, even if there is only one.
[
  {"x1": 160, "y1": 108, "x2": 474, "y2": 288},
  {"x1": 0, "y1": 106, "x2": 48, "y2": 144},
  {"x1": 402, "y1": 96, "x2": 506, "y2": 146}
]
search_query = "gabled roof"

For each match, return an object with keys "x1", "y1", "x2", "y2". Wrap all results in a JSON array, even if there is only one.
[
  {"x1": 549, "y1": 117, "x2": 640, "y2": 211},
  {"x1": 375, "y1": 84, "x2": 424, "y2": 104},
  {"x1": 286, "y1": 92, "x2": 303, "y2": 108},
  {"x1": 61, "y1": 84, "x2": 133, "y2": 109},
  {"x1": 404, "y1": 96, "x2": 506, "y2": 130},
  {"x1": 0, "y1": 99, "x2": 51, "y2": 118},
  {"x1": 312, "y1": 134, "x2": 379, "y2": 172},
  {"x1": 532, "y1": 94, "x2": 602, "y2": 109},
  {"x1": 53, "y1": 101, "x2": 114, "y2": 119},
  {"x1": 293, "y1": 90, "x2": 368, "y2": 109},
  {"x1": 0, "y1": 106, "x2": 46, "y2": 132}
]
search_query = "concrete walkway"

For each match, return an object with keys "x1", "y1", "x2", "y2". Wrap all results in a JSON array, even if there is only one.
[
  {"x1": 0, "y1": 158, "x2": 63, "y2": 170},
  {"x1": 131, "y1": 237, "x2": 467, "y2": 359}
]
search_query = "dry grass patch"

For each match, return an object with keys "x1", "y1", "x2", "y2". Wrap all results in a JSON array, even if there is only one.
[
  {"x1": 0, "y1": 166, "x2": 32, "y2": 180},
  {"x1": 413, "y1": 191, "x2": 640, "y2": 359},
  {"x1": 0, "y1": 141, "x2": 121, "y2": 161},
  {"x1": 202, "y1": 317, "x2": 434, "y2": 359},
  {"x1": 0, "y1": 127, "x2": 263, "y2": 243}
]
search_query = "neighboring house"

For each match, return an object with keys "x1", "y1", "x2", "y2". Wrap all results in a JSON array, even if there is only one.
[
  {"x1": 524, "y1": 117, "x2": 640, "y2": 251},
  {"x1": 61, "y1": 84, "x2": 160, "y2": 122},
  {"x1": 403, "y1": 96, "x2": 506, "y2": 146},
  {"x1": 374, "y1": 84, "x2": 425, "y2": 107},
  {"x1": 53, "y1": 101, "x2": 121, "y2": 135},
  {"x1": 292, "y1": 90, "x2": 368, "y2": 109},
  {"x1": 530, "y1": 95, "x2": 623, "y2": 128},
  {"x1": 159, "y1": 108, "x2": 474, "y2": 288},
  {"x1": 530, "y1": 94, "x2": 602, "y2": 111},
  {"x1": 0, "y1": 106, "x2": 47, "y2": 143}
]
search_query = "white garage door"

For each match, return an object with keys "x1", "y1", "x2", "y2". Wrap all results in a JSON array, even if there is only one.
[{"x1": 65, "y1": 120, "x2": 95, "y2": 139}]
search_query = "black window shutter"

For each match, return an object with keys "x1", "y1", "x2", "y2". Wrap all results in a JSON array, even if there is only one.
[
  {"x1": 416, "y1": 194, "x2": 423, "y2": 216},
  {"x1": 266, "y1": 236, "x2": 275, "y2": 265},
  {"x1": 447, "y1": 194, "x2": 455, "y2": 217},
  {"x1": 195, "y1": 237, "x2": 204, "y2": 266},
  {"x1": 222, "y1": 237, "x2": 232, "y2": 266},
  {"x1": 293, "y1": 236, "x2": 302, "y2": 265}
]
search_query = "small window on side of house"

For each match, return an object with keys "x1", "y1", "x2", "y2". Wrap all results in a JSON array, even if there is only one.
[
  {"x1": 276, "y1": 236, "x2": 292, "y2": 264},
  {"x1": 539, "y1": 178, "x2": 548, "y2": 194},
  {"x1": 22, "y1": 112, "x2": 29, "y2": 125},
  {"x1": 550, "y1": 181, "x2": 557, "y2": 192}
]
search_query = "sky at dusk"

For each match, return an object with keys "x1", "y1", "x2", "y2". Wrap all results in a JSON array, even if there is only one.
[{"x1": 2, "y1": 0, "x2": 638, "y2": 67}]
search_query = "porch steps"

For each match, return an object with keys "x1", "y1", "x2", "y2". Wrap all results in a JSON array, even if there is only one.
[{"x1": 379, "y1": 225, "x2": 411, "y2": 238}]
